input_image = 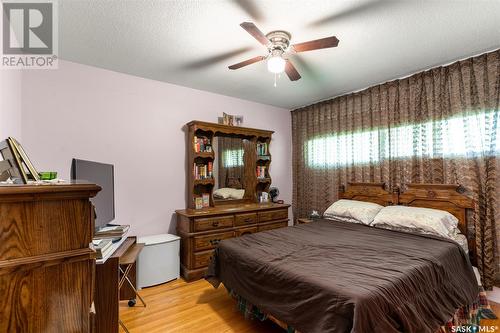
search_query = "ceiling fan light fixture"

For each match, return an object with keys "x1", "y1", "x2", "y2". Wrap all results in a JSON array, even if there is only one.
[
  {"x1": 267, "y1": 54, "x2": 286, "y2": 74},
  {"x1": 229, "y1": 22, "x2": 339, "y2": 82}
]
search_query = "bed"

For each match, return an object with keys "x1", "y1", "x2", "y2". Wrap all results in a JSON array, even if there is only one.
[{"x1": 206, "y1": 183, "x2": 487, "y2": 333}]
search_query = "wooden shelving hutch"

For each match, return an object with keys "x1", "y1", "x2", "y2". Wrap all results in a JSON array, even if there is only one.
[{"x1": 186, "y1": 120, "x2": 275, "y2": 208}]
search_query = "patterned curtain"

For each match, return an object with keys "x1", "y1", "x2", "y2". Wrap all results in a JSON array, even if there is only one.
[{"x1": 291, "y1": 49, "x2": 499, "y2": 288}]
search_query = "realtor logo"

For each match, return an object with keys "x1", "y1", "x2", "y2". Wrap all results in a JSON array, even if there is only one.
[{"x1": 1, "y1": 0, "x2": 58, "y2": 69}]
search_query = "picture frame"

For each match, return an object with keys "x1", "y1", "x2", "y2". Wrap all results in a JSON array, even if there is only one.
[
  {"x1": 0, "y1": 138, "x2": 40, "y2": 183},
  {"x1": 223, "y1": 112, "x2": 234, "y2": 126},
  {"x1": 9, "y1": 137, "x2": 40, "y2": 181},
  {"x1": 235, "y1": 115, "x2": 244, "y2": 126},
  {"x1": 0, "y1": 139, "x2": 24, "y2": 182}
]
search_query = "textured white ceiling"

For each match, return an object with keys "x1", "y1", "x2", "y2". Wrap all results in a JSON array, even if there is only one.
[{"x1": 59, "y1": 0, "x2": 500, "y2": 109}]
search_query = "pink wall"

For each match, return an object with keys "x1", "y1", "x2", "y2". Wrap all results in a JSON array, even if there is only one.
[
  {"x1": 0, "y1": 71, "x2": 22, "y2": 139},
  {"x1": 21, "y1": 61, "x2": 292, "y2": 236}
]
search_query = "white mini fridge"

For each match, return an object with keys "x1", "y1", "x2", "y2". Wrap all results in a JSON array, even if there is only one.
[{"x1": 137, "y1": 233, "x2": 180, "y2": 289}]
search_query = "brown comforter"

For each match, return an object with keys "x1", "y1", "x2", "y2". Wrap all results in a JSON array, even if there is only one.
[{"x1": 206, "y1": 219, "x2": 478, "y2": 333}]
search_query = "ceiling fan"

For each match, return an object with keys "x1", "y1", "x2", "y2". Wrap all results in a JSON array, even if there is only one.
[{"x1": 228, "y1": 22, "x2": 339, "y2": 82}]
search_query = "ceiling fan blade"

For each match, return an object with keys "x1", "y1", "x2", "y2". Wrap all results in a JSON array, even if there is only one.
[
  {"x1": 285, "y1": 60, "x2": 301, "y2": 81},
  {"x1": 292, "y1": 36, "x2": 339, "y2": 53},
  {"x1": 240, "y1": 22, "x2": 269, "y2": 47},
  {"x1": 309, "y1": 0, "x2": 397, "y2": 27},
  {"x1": 228, "y1": 56, "x2": 265, "y2": 70},
  {"x1": 234, "y1": 0, "x2": 264, "y2": 21},
  {"x1": 183, "y1": 47, "x2": 252, "y2": 69}
]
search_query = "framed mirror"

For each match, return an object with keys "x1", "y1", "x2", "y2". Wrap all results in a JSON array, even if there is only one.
[{"x1": 213, "y1": 135, "x2": 248, "y2": 203}]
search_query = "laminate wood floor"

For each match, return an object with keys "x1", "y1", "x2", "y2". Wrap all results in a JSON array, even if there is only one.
[{"x1": 119, "y1": 278, "x2": 500, "y2": 333}]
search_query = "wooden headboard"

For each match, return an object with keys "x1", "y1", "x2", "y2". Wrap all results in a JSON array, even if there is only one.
[
  {"x1": 398, "y1": 183, "x2": 476, "y2": 264},
  {"x1": 339, "y1": 182, "x2": 397, "y2": 206},
  {"x1": 338, "y1": 182, "x2": 476, "y2": 264}
]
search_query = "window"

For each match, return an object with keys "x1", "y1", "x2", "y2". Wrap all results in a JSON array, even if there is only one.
[
  {"x1": 306, "y1": 110, "x2": 499, "y2": 168},
  {"x1": 223, "y1": 149, "x2": 244, "y2": 167}
]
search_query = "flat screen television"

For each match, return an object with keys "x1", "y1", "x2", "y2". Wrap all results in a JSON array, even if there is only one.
[{"x1": 71, "y1": 158, "x2": 115, "y2": 230}]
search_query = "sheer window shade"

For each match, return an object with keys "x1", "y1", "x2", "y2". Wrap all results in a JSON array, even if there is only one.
[{"x1": 307, "y1": 111, "x2": 500, "y2": 168}]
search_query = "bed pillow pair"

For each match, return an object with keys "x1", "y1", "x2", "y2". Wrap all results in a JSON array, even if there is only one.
[{"x1": 323, "y1": 199, "x2": 460, "y2": 239}]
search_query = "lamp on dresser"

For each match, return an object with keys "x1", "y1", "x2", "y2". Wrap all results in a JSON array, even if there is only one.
[{"x1": 176, "y1": 120, "x2": 290, "y2": 281}]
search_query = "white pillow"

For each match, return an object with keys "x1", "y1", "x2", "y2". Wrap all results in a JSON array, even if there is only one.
[
  {"x1": 451, "y1": 232, "x2": 469, "y2": 253},
  {"x1": 229, "y1": 189, "x2": 245, "y2": 199},
  {"x1": 213, "y1": 188, "x2": 232, "y2": 199},
  {"x1": 323, "y1": 215, "x2": 364, "y2": 224},
  {"x1": 372, "y1": 206, "x2": 459, "y2": 238},
  {"x1": 213, "y1": 188, "x2": 245, "y2": 200},
  {"x1": 323, "y1": 199, "x2": 384, "y2": 225}
]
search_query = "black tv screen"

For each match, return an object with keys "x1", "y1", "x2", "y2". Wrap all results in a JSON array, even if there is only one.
[{"x1": 71, "y1": 158, "x2": 115, "y2": 229}]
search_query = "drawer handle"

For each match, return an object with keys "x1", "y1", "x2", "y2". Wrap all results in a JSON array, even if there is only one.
[
  {"x1": 209, "y1": 239, "x2": 221, "y2": 245},
  {"x1": 244, "y1": 218, "x2": 252, "y2": 223},
  {"x1": 212, "y1": 221, "x2": 220, "y2": 227}
]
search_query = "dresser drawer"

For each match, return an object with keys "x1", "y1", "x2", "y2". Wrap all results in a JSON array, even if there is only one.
[
  {"x1": 258, "y1": 209, "x2": 288, "y2": 222},
  {"x1": 193, "y1": 250, "x2": 215, "y2": 268},
  {"x1": 235, "y1": 226, "x2": 258, "y2": 236},
  {"x1": 194, "y1": 216, "x2": 234, "y2": 232},
  {"x1": 194, "y1": 232, "x2": 234, "y2": 251},
  {"x1": 234, "y1": 212, "x2": 258, "y2": 226},
  {"x1": 258, "y1": 221, "x2": 288, "y2": 232}
]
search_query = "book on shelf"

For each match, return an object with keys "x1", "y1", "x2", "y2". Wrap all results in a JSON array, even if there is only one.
[
  {"x1": 194, "y1": 196, "x2": 203, "y2": 209},
  {"x1": 193, "y1": 162, "x2": 213, "y2": 180},
  {"x1": 194, "y1": 193, "x2": 210, "y2": 209},
  {"x1": 193, "y1": 136, "x2": 212, "y2": 153},
  {"x1": 257, "y1": 142, "x2": 269, "y2": 156},
  {"x1": 207, "y1": 161, "x2": 213, "y2": 176},
  {"x1": 94, "y1": 224, "x2": 130, "y2": 239},
  {"x1": 202, "y1": 193, "x2": 210, "y2": 207},
  {"x1": 256, "y1": 165, "x2": 267, "y2": 179}
]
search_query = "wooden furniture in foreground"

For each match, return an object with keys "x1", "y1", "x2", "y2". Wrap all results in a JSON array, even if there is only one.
[
  {"x1": 95, "y1": 236, "x2": 139, "y2": 333},
  {"x1": 0, "y1": 182, "x2": 100, "y2": 333},
  {"x1": 176, "y1": 203, "x2": 290, "y2": 281},
  {"x1": 186, "y1": 120, "x2": 274, "y2": 208}
]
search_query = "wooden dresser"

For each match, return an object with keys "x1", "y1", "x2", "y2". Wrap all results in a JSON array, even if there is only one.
[
  {"x1": 176, "y1": 203, "x2": 290, "y2": 281},
  {"x1": 0, "y1": 183, "x2": 100, "y2": 333}
]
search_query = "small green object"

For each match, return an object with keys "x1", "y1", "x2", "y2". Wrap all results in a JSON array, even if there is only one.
[{"x1": 39, "y1": 171, "x2": 57, "y2": 180}]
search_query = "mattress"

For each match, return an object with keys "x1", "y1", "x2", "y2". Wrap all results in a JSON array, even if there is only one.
[{"x1": 206, "y1": 219, "x2": 478, "y2": 333}]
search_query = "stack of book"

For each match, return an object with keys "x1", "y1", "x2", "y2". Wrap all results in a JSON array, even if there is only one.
[
  {"x1": 193, "y1": 162, "x2": 213, "y2": 180},
  {"x1": 94, "y1": 224, "x2": 130, "y2": 240},
  {"x1": 194, "y1": 193, "x2": 210, "y2": 209},
  {"x1": 92, "y1": 239, "x2": 114, "y2": 259},
  {"x1": 256, "y1": 166, "x2": 267, "y2": 179},
  {"x1": 257, "y1": 142, "x2": 269, "y2": 156},
  {"x1": 193, "y1": 136, "x2": 212, "y2": 153}
]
